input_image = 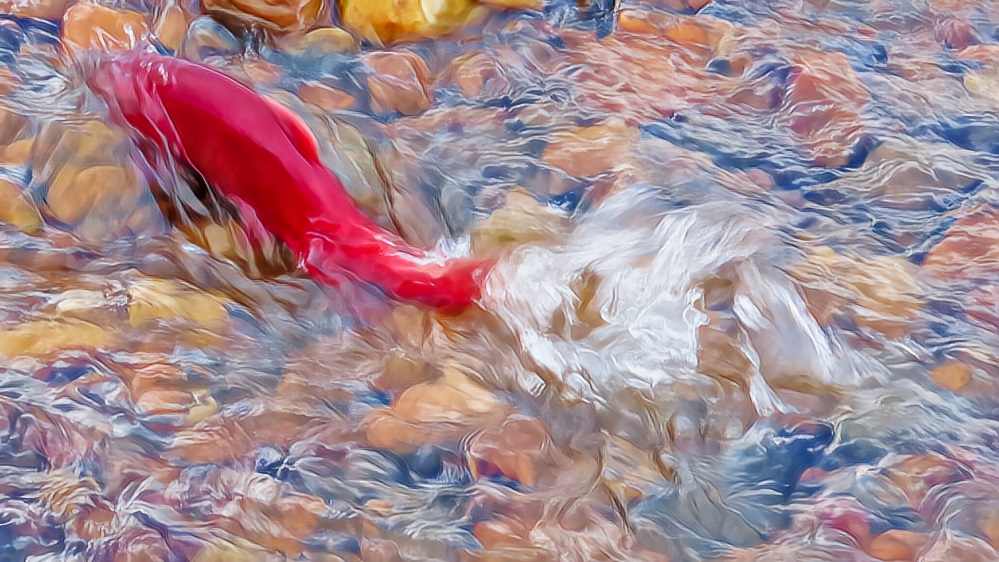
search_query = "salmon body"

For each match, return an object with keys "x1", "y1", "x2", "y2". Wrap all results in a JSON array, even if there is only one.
[{"x1": 87, "y1": 51, "x2": 492, "y2": 309}]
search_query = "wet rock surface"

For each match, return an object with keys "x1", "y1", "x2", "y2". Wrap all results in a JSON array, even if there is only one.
[{"x1": 0, "y1": 0, "x2": 998, "y2": 560}]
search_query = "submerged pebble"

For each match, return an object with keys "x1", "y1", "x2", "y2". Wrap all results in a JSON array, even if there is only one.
[
  {"x1": 61, "y1": 3, "x2": 151, "y2": 53},
  {"x1": 339, "y1": 0, "x2": 477, "y2": 45},
  {"x1": 0, "y1": 0, "x2": 994, "y2": 560}
]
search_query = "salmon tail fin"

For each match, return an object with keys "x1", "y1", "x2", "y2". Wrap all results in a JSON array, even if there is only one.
[{"x1": 300, "y1": 233, "x2": 496, "y2": 311}]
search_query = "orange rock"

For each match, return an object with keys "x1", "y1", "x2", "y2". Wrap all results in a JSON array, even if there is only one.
[
  {"x1": 473, "y1": 516, "x2": 531, "y2": 550},
  {"x1": 62, "y1": 3, "x2": 151, "y2": 53},
  {"x1": 979, "y1": 508, "x2": 999, "y2": 549},
  {"x1": 445, "y1": 51, "x2": 512, "y2": 99},
  {"x1": 0, "y1": 178, "x2": 42, "y2": 230},
  {"x1": 364, "y1": 50, "x2": 435, "y2": 116},
  {"x1": 618, "y1": 9, "x2": 731, "y2": 55},
  {"x1": 168, "y1": 420, "x2": 254, "y2": 464},
  {"x1": 340, "y1": 0, "x2": 476, "y2": 45},
  {"x1": 543, "y1": 119, "x2": 639, "y2": 179},
  {"x1": 887, "y1": 453, "x2": 968, "y2": 509},
  {"x1": 783, "y1": 51, "x2": 869, "y2": 166},
  {"x1": 46, "y1": 164, "x2": 141, "y2": 225},
  {"x1": 0, "y1": 66, "x2": 17, "y2": 96},
  {"x1": 480, "y1": 0, "x2": 543, "y2": 10},
  {"x1": 203, "y1": 0, "x2": 323, "y2": 31},
  {"x1": 866, "y1": 529, "x2": 928, "y2": 561},
  {"x1": 299, "y1": 81, "x2": 356, "y2": 111},
  {"x1": 364, "y1": 408, "x2": 426, "y2": 454},
  {"x1": 0, "y1": 106, "x2": 29, "y2": 146},
  {"x1": 956, "y1": 45, "x2": 999, "y2": 63},
  {"x1": 790, "y1": 247, "x2": 921, "y2": 338},
  {"x1": 237, "y1": 411, "x2": 315, "y2": 446},
  {"x1": 365, "y1": 367, "x2": 506, "y2": 453},
  {"x1": 925, "y1": 206, "x2": 999, "y2": 282},
  {"x1": 467, "y1": 415, "x2": 551, "y2": 486},
  {"x1": 929, "y1": 362, "x2": 973, "y2": 391},
  {"x1": 0, "y1": 138, "x2": 35, "y2": 167},
  {"x1": 129, "y1": 363, "x2": 184, "y2": 395},
  {"x1": 154, "y1": 4, "x2": 188, "y2": 52},
  {"x1": 135, "y1": 389, "x2": 197, "y2": 416}
]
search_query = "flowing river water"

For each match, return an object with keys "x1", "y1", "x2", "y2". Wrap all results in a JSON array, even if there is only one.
[{"x1": 2, "y1": 0, "x2": 999, "y2": 560}]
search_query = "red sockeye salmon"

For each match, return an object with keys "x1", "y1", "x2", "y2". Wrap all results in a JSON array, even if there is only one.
[{"x1": 86, "y1": 51, "x2": 494, "y2": 310}]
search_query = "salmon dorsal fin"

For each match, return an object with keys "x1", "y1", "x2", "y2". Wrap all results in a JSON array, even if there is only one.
[{"x1": 263, "y1": 95, "x2": 322, "y2": 163}]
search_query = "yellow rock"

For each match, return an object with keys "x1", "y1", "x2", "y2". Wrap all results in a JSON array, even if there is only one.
[
  {"x1": 186, "y1": 396, "x2": 218, "y2": 425},
  {"x1": 286, "y1": 27, "x2": 359, "y2": 54},
  {"x1": 154, "y1": 4, "x2": 189, "y2": 53},
  {"x1": 543, "y1": 119, "x2": 640, "y2": 178},
  {"x1": 51, "y1": 289, "x2": 114, "y2": 323},
  {"x1": 203, "y1": 0, "x2": 323, "y2": 31},
  {"x1": 127, "y1": 278, "x2": 229, "y2": 328},
  {"x1": 964, "y1": 62, "x2": 999, "y2": 106},
  {"x1": 0, "y1": 179, "x2": 42, "y2": 231},
  {"x1": 33, "y1": 121, "x2": 124, "y2": 183},
  {"x1": 46, "y1": 164, "x2": 141, "y2": 225},
  {"x1": 0, "y1": 319, "x2": 108, "y2": 358},
  {"x1": 62, "y1": 3, "x2": 151, "y2": 53},
  {"x1": 471, "y1": 188, "x2": 568, "y2": 254},
  {"x1": 393, "y1": 366, "x2": 505, "y2": 424},
  {"x1": 340, "y1": 0, "x2": 476, "y2": 45}
]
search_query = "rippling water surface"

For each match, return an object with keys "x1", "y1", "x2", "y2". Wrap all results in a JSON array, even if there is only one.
[{"x1": 3, "y1": 0, "x2": 999, "y2": 560}]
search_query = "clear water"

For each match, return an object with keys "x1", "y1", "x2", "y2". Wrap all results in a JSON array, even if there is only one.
[{"x1": 2, "y1": 0, "x2": 999, "y2": 560}]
